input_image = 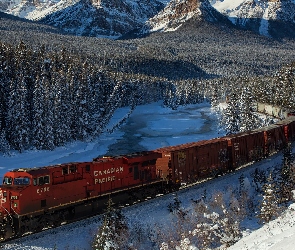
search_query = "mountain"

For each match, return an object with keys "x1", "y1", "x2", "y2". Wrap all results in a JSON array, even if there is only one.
[
  {"x1": 210, "y1": 0, "x2": 295, "y2": 38},
  {"x1": 136, "y1": 0, "x2": 295, "y2": 38},
  {"x1": 137, "y1": 0, "x2": 232, "y2": 35},
  {"x1": 1, "y1": 0, "x2": 295, "y2": 39},
  {"x1": 0, "y1": 0, "x2": 165, "y2": 38},
  {"x1": 0, "y1": 10, "x2": 65, "y2": 35}
]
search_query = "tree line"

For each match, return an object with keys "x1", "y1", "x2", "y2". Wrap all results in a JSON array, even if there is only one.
[
  {"x1": 1, "y1": 41, "x2": 295, "y2": 152},
  {"x1": 0, "y1": 41, "x2": 181, "y2": 152}
]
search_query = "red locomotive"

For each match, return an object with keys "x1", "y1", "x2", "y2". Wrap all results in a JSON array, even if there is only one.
[
  {"x1": 0, "y1": 115, "x2": 295, "y2": 241},
  {"x1": 0, "y1": 151, "x2": 164, "y2": 241}
]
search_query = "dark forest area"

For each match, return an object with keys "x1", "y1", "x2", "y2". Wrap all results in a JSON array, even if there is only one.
[{"x1": 0, "y1": 14, "x2": 295, "y2": 152}]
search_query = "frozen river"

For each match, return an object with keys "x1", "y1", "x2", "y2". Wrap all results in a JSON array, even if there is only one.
[{"x1": 0, "y1": 101, "x2": 220, "y2": 179}]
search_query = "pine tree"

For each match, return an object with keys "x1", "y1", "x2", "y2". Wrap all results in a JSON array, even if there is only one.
[
  {"x1": 220, "y1": 91, "x2": 240, "y2": 135},
  {"x1": 257, "y1": 172, "x2": 281, "y2": 224},
  {"x1": 41, "y1": 59, "x2": 55, "y2": 150},
  {"x1": 92, "y1": 197, "x2": 128, "y2": 250},
  {"x1": 7, "y1": 77, "x2": 30, "y2": 152},
  {"x1": 0, "y1": 129, "x2": 10, "y2": 154},
  {"x1": 75, "y1": 61, "x2": 91, "y2": 140},
  {"x1": 210, "y1": 81, "x2": 221, "y2": 109},
  {"x1": 32, "y1": 74, "x2": 46, "y2": 149},
  {"x1": 239, "y1": 86, "x2": 258, "y2": 132},
  {"x1": 279, "y1": 143, "x2": 295, "y2": 203}
]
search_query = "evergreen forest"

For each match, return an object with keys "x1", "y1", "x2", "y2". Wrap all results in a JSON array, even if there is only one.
[{"x1": 1, "y1": 15, "x2": 295, "y2": 152}]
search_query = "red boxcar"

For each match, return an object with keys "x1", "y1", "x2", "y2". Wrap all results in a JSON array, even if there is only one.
[
  {"x1": 154, "y1": 142, "x2": 201, "y2": 180},
  {"x1": 275, "y1": 116, "x2": 295, "y2": 142},
  {"x1": 223, "y1": 130, "x2": 265, "y2": 170},
  {"x1": 263, "y1": 124, "x2": 286, "y2": 155},
  {"x1": 169, "y1": 139, "x2": 229, "y2": 185}
]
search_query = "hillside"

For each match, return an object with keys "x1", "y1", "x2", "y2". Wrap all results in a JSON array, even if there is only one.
[{"x1": 1, "y1": 10, "x2": 295, "y2": 81}]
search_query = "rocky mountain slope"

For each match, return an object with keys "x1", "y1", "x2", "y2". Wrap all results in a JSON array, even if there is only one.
[
  {"x1": 1, "y1": 0, "x2": 295, "y2": 38},
  {"x1": 137, "y1": 0, "x2": 232, "y2": 35},
  {"x1": 210, "y1": 0, "x2": 295, "y2": 38},
  {"x1": 0, "y1": 0, "x2": 165, "y2": 38}
]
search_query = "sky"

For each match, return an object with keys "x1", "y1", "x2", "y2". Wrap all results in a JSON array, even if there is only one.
[{"x1": 1, "y1": 101, "x2": 294, "y2": 250}]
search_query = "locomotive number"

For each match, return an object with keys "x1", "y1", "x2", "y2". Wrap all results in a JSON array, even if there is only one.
[{"x1": 37, "y1": 187, "x2": 50, "y2": 193}]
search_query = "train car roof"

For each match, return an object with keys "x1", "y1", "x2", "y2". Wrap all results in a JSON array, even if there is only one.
[
  {"x1": 9, "y1": 162, "x2": 92, "y2": 176},
  {"x1": 156, "y1": 138, "x2": 229, "y2": 153}
]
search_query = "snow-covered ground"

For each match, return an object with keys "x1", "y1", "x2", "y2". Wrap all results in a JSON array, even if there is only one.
[
  {"x1": 229, "y1": 203, "x2": 295, "y2": 250},
  {"x1": 0, "y1": 101, "x2": 294, "y2": 249}
]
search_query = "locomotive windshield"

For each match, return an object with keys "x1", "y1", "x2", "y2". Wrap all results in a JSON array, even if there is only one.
[
  {"x1": 2, "y1": 176, "x2": 30, "y2": 185},
  {"x1": 3, "y1": 177, "x2": 12, "y2": 185},
  {"x1": 14, "y1": 177, "x2": 30, "y2": 185}
]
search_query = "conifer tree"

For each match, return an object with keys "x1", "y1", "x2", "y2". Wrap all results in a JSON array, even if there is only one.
[
  {"x1": 32, "y1": 74, "x2": 46, "y2": 149},
  {"x1": 279, "y1": 143, "x2": 295, "y2": 203},
  {"x1": 239, "y1": 86, "x2": 258, "y2": 132},
  {"x1": 7, "y1": 75, "x2": 30, "y2": 151},
  {"x1": 92, "y1": 197, "x2": 128, "y2": 250},
  {"x1": 257, "y1": 172, "x2": 280, "y2": 224},
  {"x1": 220, "y1": 91, "x2": 240, "y2": 135},
  {"x1": 41, "y1": 59, "x2": 55, "y2": 150},
  {"x1": 0, "y1": 129, "x2": 10, "y2": 154}
]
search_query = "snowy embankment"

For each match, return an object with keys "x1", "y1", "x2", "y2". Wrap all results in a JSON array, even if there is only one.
[
  {"x1": 229, "y1": 202, "x2": 295, "y2": 250},
  {"x1": 3, "y1": 144, "x2": 294, "y2": 250},
  {"x1": 1, "y1": 101, "x2": 294, "y2": 249}
]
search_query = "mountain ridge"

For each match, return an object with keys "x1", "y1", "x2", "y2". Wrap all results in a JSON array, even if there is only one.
[{"x1": 1, "y1": 0, "x2": 295, "y2": 39}]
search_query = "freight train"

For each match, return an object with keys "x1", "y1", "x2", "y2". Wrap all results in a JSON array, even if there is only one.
[{"x1": 0, "y1": 115, "x2": 295, "y2": 242}]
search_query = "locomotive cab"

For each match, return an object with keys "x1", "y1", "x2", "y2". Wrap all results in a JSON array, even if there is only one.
[
  {"x1": 1, "y1": 170, "x2": 32, "y2": 215},
  {"x1": 0, "y1": 169, "x2": 33, "y2": 241}
]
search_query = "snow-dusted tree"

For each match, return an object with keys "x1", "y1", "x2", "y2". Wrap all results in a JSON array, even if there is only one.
[
  {"x1": 41, "y1": 59, "x2": 55, "y2": 150},
  {"x1": 219, "y1": 91, "x2": 240, "y2": 135},
  {"x1": 32, "y1": 74, "x2": 46, "y2": 149},
  {"x1": 257, "y1": 172, "x2": 281, "y2": 224},
  {"x1": 193, "y1": 199, "x2": 216, "y2": 249},
  {"x1": 279, "y1": 143, "x2": 295, "y2": 203},
  {"x1": 239, "y1": 86, "x2": 258, "y2": 132},
  {"x1": 87, "y1": 70, "x2": 104, "y2": 137},
  {"x1": 0, "y1": 81, "x2": 9, "y2": 153},
  {"x1": 209, "y1": 80, "x2": 223, "y2": 110},
  {"x1": 252, "y1": 168, "x2": 267, "y2": 193},
  {"x1": 272, "y1": 63, "x2": 295, "y2": 109},
  {"x1": 0, "y1": 129, "x2": 10, "y2": 154},
  {"x1": 51, "y1": 64, "x2": 72, "y2": 146},
  {"x1": 7, "y1": 78, "x2": 30, "y2": 151},
  {"x1": 73, "y1": 61, "x2": 91, "y2": 141},
  {"x1": 192, "y1": 192, "x2": 242, "y2": 249},
  {"x1": 208, "y1": 192, "x2": 243, "y2": 247},
  {"x1": 92, "y1": 197, "x2": 129, "y2": 250}
]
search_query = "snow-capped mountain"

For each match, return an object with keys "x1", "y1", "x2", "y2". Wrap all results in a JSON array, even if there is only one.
[
  {"x1": 1, "y1": 0, "x2": 295, "y2": 38},
  {"x1": 0, "y1": 0, "x2": 165, "y2": 38},
  {"x1": 139, "y1": 0, "x2": 231, "y2": 34},
  {"x1": 137, "y1": 0, "x2": 295, "y2": 38},
  {"x1": 0, "y1": 0, "x2": 61, "y2": 19},
  {"x1": 210, "y1": 0, "x2": 295, "y2": 37}
]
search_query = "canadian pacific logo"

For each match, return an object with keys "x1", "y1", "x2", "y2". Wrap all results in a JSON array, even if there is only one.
[{"x1": 94, "y1": 167, "x2": 124, "y2": 184}]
